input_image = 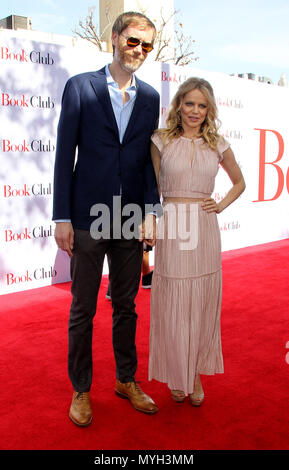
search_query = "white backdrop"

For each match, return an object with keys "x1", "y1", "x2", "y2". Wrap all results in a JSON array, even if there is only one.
[{"x1": 1, "y1": 30, "x2": 289, "y2": 295}]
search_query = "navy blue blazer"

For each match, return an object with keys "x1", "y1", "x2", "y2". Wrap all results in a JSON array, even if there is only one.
[{"x1": 52, "y1": 66, "x2": 160, "y2": 230}]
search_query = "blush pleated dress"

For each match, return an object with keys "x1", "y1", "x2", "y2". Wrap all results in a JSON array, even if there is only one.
[{"x1": 148, "y1": 133, "x2": 230, "y2": 396}]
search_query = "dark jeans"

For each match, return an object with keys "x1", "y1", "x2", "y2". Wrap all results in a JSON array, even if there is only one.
[{"x1": 68, "y1": 229, "x2": 143, "y2": 392}]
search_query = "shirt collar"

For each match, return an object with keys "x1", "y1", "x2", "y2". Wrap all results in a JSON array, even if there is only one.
[{"x1": 105, "y1": 64, "x2": 136, "y2": 89}]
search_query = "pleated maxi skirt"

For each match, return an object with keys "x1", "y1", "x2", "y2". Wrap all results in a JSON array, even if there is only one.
[{"x1": 149, "y1": 202, "x2": 224, "y2": 396}]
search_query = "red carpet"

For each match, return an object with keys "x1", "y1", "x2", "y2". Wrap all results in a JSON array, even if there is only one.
[{"x1": 0, "y1": 239, "x2": 289, "y2": 450}]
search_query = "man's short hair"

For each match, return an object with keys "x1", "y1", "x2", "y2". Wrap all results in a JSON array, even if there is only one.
[{"x1": 112, "y1": 11, "x2": 156, "y2": 41}]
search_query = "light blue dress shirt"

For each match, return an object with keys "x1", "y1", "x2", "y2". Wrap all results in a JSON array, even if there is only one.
[{"x1": 105, "y1": 64, "x2": 137, "y2": 143}]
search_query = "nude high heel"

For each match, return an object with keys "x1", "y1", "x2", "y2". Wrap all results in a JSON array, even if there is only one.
[
  {"x1": 171, "y1": 390, "x2": 186, "y2": 403},
  {"x1": 189, "y1": 374, "x2": 204, "y2": 406}
]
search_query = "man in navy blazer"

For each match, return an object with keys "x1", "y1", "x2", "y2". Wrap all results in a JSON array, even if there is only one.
[{"x1": 53, "y1": 11, "x2": 160, "y2": 426}]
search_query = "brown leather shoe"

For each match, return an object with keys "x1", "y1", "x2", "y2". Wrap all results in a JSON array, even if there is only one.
[
  {"x1": 69, "y1": 391, "x2": 92, "y2": 427},
  {"x1": 115, "y1": 380, "x2": 158, "y2": 414}
]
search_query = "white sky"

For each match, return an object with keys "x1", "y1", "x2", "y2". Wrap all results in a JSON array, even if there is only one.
[{"x1": 1, "y1": 0, "x2": 288, "y2": 84}]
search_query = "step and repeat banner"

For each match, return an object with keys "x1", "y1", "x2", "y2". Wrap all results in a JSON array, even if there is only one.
[{"x1": 1, "y1": 30, "x2": 289, "y2": 295}]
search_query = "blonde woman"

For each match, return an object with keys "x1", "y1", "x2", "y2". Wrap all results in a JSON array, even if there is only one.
[{"x1": 149, "y1": 77, "x2": 245, "y2": 405}]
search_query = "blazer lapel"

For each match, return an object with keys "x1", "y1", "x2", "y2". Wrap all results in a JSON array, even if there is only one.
[{"x1": 90, "y1": 68, "x2": 119, "y2": 141}]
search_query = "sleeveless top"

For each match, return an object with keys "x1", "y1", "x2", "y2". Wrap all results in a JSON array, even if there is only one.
[{"x1": 151, "y1": 133, "x2": 230, "y2": 199}]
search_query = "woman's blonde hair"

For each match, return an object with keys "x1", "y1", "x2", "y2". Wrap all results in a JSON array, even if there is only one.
[{"x1": 158, "y1": 77, "x2": 221, "y2": 150}]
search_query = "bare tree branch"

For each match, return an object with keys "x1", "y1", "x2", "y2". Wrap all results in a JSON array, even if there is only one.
[
  {"x1": 153, "y1": 9, "x2": 199, "y2": 66},
  {"x1": 174, "y1": 23, "x2": 199, "y2": 66},
  {"x1": 154, "y1": 9, "x2": 176, "y2": 62},
  {"x1": 73, "y1": 6, "x2": 112, "y2": 51}
]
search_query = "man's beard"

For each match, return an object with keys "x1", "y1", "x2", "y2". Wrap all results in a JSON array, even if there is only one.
[{"x1": 115, "y1": 48, "x2": 144, "y2": 73}]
